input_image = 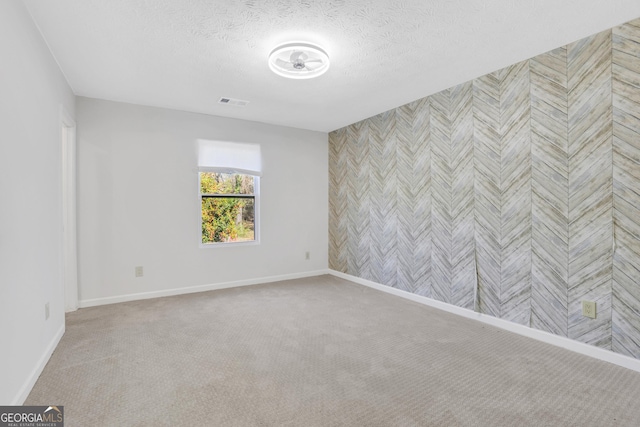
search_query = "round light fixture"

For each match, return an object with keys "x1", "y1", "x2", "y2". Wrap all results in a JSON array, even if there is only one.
[{"x1": 268, "y1": 42, "x2": 330, "y2": 79}]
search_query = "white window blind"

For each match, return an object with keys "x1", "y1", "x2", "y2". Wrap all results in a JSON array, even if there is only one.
[{"x1": 197, "y1": 139, "x2": 262, "y2": 176}]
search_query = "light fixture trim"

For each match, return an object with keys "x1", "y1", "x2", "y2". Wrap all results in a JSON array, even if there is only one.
[{"x1": 268, "y1": 42, "x2": 330, "y2": 79}]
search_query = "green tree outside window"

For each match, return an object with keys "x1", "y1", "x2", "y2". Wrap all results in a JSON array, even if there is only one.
[{"x1": 200, "y1": 173, "x2": 255, "y2": 243}]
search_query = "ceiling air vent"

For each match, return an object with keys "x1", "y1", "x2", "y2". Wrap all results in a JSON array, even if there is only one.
[{"x1": 218, "y1": 97, "x2": 249, "y2": 107}]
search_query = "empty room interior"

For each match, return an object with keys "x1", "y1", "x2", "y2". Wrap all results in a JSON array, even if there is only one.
[{"x1": 3, "y1": 1, "x2": 640, "y2": 425}]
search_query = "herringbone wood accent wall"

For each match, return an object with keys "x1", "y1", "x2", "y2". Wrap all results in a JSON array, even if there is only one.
[
  {"x1": 473, "y1": 60, "x2": 532, "y2": 325},
  {"x1": 612, "y1": 19, "x2": 640, "y2": 358},
  {"x1": 566, "y1": 31, "x2": 613, "y2": 349},
  {"x1": 530, "y1": 46, "x2": 571, "y2": 338},
  {"x1": 431, "y1": 83, "x2": 475, "y2": 309},
  {"x1": 329, "y1": 17, "x2": 640, "y2": 359},
  {"x1": 397, "y1": 99, "x2": 431, "y2": 296}
]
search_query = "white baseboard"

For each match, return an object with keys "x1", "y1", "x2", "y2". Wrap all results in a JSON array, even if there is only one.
[
  {"x1": 13, "y1": 323, "x2": 65, "y2": 405},
  {"x1": 79, "y1": 270, "x2": 331, "y2": 308},
  {"x1": 329, "y1": 269, "x2": 640, "y2": 373}
]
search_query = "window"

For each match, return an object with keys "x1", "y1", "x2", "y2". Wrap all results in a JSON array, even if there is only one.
[
  {"x1": 200, "y1": 173, "x2": 257, "y2": 243},
  {"x1": 198, "y1": 140, "x2": 261, "y2": 245}
]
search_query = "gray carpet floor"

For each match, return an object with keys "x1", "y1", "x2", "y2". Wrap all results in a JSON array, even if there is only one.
[{"x1": 26, "y1": 275, "x2": 640, "y2": 426}]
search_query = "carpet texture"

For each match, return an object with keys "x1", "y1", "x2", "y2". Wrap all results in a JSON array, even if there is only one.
[{"x1": 26, "y1": 275, "x2": 640, "y2": 426}]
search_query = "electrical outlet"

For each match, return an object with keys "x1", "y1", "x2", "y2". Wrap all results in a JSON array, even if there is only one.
[
  {"x1": 305, "y1": 251, "x2": 310, "y2": 260},
  {"x1": 582, "y1": 300, "x2": 596, "y2": 319},
  {"x1": 45, "y1": 302, "x2": 50, "y2": 320},
  {"x1": 135, "y1": 266, "x2": 143, "y2": 277}
]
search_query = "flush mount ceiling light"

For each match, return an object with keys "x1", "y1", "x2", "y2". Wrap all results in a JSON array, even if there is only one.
[{"x1": 268, "y1": 42, "x2": 330, "y2": 79}]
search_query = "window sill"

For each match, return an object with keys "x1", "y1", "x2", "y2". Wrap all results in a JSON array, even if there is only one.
[{"x1": 199, "y1": 240, "x2": 260, "y2": 249}]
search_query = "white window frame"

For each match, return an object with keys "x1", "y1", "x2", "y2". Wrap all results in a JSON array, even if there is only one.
[
  {"x1": 197, "y1": 139, "x2": 262, "y2": 247},
  {"x1": 198, "y1": 172, "x2": 260, "y2": 248}
]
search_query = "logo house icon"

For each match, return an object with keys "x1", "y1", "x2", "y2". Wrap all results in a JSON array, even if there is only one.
[{"x1": 43, "y1": 406, "x2": 63, "y2": 423}]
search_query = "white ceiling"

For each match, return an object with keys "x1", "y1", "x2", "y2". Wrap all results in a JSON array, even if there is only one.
[{"x1": 24, "y1": 0, "x2": 640, "y2": 132}]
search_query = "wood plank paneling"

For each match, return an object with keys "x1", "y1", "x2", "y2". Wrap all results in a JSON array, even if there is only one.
[
  {"x1": 531, "y1": 47, "x2": 570, "y2": 336},
  {"x1": 346, "y1": 120, "x2": 371, "y2": 279},
  {"x1": 369, "y1": 111, "x2": 398, "y2": 287},
  {"x1": 567, "y1": 31, "x2": 613, "y2": 349},
  {"x1": 473, "y1": 60, "x2": 531, "y2": 325},
  {"x1": 328, "y1": 17, "x2": 640, "y2": 360},
  {"x1": 613, "y1": 17, "x2": 640, "y2": 358},
  {"x1": 328, "y1": 126, "x2": 348, "y2": 272},
  {"x1": 396, "y1": 98, "x2": 432, "y2": 296},
  {"x1": 431, "y1": 82, "x2": 475, "y2": 308}
]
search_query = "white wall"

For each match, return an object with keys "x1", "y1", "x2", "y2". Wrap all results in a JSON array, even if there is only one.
[
  {"x1": 0, "y1": 2, "x2": 75, "y2": 404},
  {"x1": 76, "y1": 97, "x2": 328, "y2": 304}
]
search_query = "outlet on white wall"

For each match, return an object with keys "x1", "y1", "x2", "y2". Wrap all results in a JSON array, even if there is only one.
[
  {"x1": 44, "y1": 303, "x2": 49, "y2": 320},
  {"x1": 135, "y1": 266, "x2": 143, "y2": 277},
  {"x1": 305, "y1": 251, "x2": 310, "y2": 260}
]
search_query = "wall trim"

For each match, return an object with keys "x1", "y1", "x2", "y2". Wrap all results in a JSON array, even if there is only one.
[
  {"x1": 13, "y1": 323, "x2": 65, "y2": 405},
  {"x1": 78, "y1": 270, "x2": 331, "y2": 308},
  {"x1": 329, "y1": 269, "x2": 640, "y2": 373},
  {"x1": 20, "y1": 270, "x2": 640, "y2": 404}
]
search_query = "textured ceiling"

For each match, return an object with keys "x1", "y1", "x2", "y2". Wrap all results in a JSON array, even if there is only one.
[{"x1": 24, "y1": 0, "x2": 640, "y2": 132}]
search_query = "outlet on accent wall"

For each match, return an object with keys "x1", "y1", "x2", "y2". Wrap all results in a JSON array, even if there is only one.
[{"x1": 582, "y1": 301, "x2": 596, "y2": 319}]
